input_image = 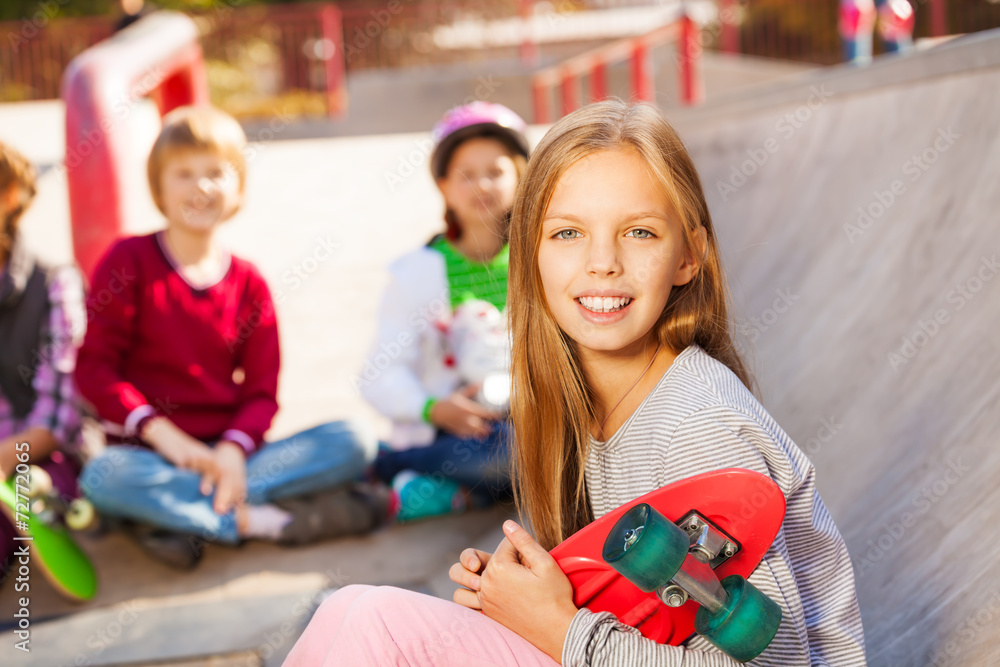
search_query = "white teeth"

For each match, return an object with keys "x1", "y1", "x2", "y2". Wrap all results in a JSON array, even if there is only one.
[{"x1": 577, "y1": 296, "x2": 632, "y2": 313}]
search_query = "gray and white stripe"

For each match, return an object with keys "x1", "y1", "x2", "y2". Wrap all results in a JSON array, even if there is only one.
[{"x1": 562, "y1": 345, "x2": 866, "y2": 666}]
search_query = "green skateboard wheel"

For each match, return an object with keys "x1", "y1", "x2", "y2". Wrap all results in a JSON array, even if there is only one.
[
  {"x1": 695, "y1": 575, "x2": 782, "y2": 662},
  {"x1": 602, "y1": 503, "x2": 690, "y2": 592}
]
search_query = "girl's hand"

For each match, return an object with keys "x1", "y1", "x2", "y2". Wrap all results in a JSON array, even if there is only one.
[
  {"x1": 430, "y1": 385, "x2": 501, "y2": 439},
  {"x1": 478, "y1": 521, "x2": 578, "y2": 663},
  {"x1": 449, "y1": 547, "x2": 493, "y2": 609},
  {"x1": 202, "y1": 442, "x2": 248, "y2": 515},
  {"x1": 144, "y1": 417, "x2": 216, "y2": 475}
]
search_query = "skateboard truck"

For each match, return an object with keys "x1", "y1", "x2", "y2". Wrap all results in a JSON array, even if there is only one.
[
  {"x1": 603, "y1": 503, "x2": 782, "y2": 662},
  {"x1": 657, "y1": 511, "x2": 739, "y2": 610},
  {"x1": 25, "y1": 467, "x2": 97, "y2": 532}
]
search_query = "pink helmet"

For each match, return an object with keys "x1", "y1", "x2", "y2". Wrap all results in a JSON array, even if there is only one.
[{"x1": 430, "y1": 102, "x2": 530, "y2": 179}]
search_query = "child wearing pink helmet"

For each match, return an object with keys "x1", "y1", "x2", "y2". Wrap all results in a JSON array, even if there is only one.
[{"x1": 360, "y1": 102, "x2": 530, "y2": 521}]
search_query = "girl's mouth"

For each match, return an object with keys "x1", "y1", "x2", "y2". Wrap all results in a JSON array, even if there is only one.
[{"x1": 575, "y1": 296, "x2": 633, "y2": 313}]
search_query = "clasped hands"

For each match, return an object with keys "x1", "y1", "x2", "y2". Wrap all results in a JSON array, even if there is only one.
[
  {"x1": 449, "y1": 520, "x2": 579, "y2": 663},
  {"x1": 142, "y1": 416, "x2": 247, "y2": 515}
]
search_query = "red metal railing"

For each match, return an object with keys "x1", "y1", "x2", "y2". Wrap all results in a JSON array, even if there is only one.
[
  {"x1": 3, "y1": 1, "x2": 1000, "y2": 105},
  {"x1": 531, "y1": 14, "x2": 702, "y2": 123},
  {"x1": 0, "y1": 3, "x2": 346, "y2": 117}
]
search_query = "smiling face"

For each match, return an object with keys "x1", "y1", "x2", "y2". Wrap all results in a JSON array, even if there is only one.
[
  {"x1": 437, "y1": 136, "x2": 519, "y2": 237},
  {"x1": 537, "y1": 147, "x2": 701, "y2": 359},
  {"x1": 159, "y1": 149, "x2": 242, "y2": 233}
]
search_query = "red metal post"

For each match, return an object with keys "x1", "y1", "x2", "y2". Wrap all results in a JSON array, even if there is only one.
[
  {"x1": 532, "y1": 78, "x2": 549, "y2": 124},
  {"x1": 930, "y1": 0, "x2": 948, "y2": 37},
  {"x1": 561, "y1": 70, "x2": 578, "y2": 116},
  {"x1": 678, "y1": 14, "x2": 703, "y2": 106},
  {"x1": 719, "y1": 0, "x2": 740, "y2": 54},
  {"x1": 631, "y1": 42, "x2": 653, "y2": 103},
  {"x1": 519, "y1": 0, "x2": 538, "y2": 66},
  {"x1": 320, "y1": 5, "x2": 347, "y2": 118},
  {"x1": 62, "y1": 12, "x2": 208, "y2": 277},
  {"x1": 590, "y1": 61, "x2": 607, "y2": 103}
]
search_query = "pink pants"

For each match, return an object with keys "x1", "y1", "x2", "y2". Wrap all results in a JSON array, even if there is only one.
[{"x1": 284, "y1": 585, "x2": 560, "y2": 666}]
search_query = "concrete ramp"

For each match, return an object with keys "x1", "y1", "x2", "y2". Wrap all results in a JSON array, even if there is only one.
[{"x1": 673, "y1": 29, "x2": 1000, "y2": 666}]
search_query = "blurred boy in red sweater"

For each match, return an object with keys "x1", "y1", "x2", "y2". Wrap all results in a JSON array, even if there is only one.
[{"x1": 76, "y1": 107, "x2": 385, "y2": 568}]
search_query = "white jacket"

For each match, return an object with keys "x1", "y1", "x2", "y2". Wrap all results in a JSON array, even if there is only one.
[{"x1": 359, "y1": 247, "x2": 461, "y2": 449}]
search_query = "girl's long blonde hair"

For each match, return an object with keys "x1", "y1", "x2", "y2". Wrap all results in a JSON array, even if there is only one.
[{"x1": 508, "y1": 100, "x2": 751, "y2": 549}]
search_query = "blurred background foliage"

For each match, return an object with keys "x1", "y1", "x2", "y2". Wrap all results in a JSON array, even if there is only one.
[{"x1": 0, "y1": 1, "x2": 288, "y2": 23}]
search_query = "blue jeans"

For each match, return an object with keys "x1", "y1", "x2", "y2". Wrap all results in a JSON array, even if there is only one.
[
  {"x1": 80, "y1": 420, "x2": 377, "y2": 544},
  {"x1": 372, "y1": 421, "x2": 512, "y2": 501}
]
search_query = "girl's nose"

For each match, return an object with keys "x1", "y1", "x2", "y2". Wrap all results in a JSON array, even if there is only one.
[
  {"x1": 586, "y1": 238, "x2": 622, "y2": 277},
  {"x1": 474, "y1": 175, "x2": 493, "y2": 193}
]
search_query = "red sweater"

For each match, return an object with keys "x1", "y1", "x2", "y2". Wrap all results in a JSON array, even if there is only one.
[{"x1": 76, "y1": 233, "x2": 279, "y2": 454}]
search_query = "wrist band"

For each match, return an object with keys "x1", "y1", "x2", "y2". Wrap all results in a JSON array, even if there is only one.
[
  {"x1": 135, "y1": 413, "x2": 158, "y2": 439},
  {"x1": 421, "y1": 398, "x2": 438, "y2": 424}
]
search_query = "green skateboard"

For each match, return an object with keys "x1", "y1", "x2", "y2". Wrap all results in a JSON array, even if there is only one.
[{"x1": 1, "y1": 465, "x2": 98, "y2": 601}]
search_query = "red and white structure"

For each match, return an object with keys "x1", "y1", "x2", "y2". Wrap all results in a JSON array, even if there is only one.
[{"x1": 62, "y1": 12, "x2": 208, "y2": 278}]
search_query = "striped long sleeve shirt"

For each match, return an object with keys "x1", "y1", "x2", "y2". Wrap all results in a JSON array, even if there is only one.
[
  {"x1": 561, "y1": 345, "x2": 866, "y2": 666},
  {"x1": 0, "y1": 266, "x2": 85, "y2": 452}
]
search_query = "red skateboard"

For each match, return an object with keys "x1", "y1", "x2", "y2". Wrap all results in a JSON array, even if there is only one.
[{"x1": 551, "y1": 469, "x2": 785, "y2": 662}]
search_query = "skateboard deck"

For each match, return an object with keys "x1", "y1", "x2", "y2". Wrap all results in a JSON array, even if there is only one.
[
  {"x1": 551, "y1": 468, "x2": 785, "y2": 648},
  {"x1": 1, "y1": 469, "x2": 98, "y2": 601}
]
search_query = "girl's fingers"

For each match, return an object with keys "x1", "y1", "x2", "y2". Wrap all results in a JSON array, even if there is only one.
[
  {"x1": 448, "y1": 561, "x2": 481, "y2": 590},
  {"x1": 460, "y1": 548, "x2": 490, "y2": 572},
  {"x1": 452, "y1": 587, "x2": 483, "y2": 610}
]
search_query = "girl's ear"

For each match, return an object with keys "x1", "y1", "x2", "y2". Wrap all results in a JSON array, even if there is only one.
[
  {"x1": 673, "y1": 224, "x2": 708, "y2": 286},
  {"x1": 435, "y1": 176, "x2": 449, "y2": 197}
]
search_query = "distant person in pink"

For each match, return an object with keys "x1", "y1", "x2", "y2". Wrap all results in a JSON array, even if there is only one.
[{"x1": 840, "y1": 0, "x2": 915, "y2": 64}]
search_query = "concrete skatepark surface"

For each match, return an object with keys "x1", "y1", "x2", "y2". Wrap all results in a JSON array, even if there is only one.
[
  {"x1": 671, "y1": 28, "x2": 1000, "y2": 666},
  {"x1": 1, "y1": 28, "x2": 998, "y2": 666}
]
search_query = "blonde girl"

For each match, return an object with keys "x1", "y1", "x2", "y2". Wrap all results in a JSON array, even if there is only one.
[{"x1": 285, "y1": 100, "x2": 865, "y2": 666}]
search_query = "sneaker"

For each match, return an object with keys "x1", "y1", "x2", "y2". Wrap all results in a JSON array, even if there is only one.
[
  {"x1": 276, "y1": 482, "x2": 391, "y2": 546},
  {"x1": 117, "y1": 520, "x2": 205, "y2": 570},
  {"x1": 392, "y1": 470, "x2": 467, "y2": 523}
]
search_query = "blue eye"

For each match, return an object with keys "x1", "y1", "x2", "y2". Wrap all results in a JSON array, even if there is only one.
[
  {"x1": 555, "y1": 229, "x2": 580, "y2": 240},
  {"x1": 626, "y1": 229, "x2": 654, "y2": 239}
]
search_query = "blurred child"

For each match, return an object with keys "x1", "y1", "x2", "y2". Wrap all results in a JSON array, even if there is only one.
[
  {"x1": 0, "y1": 142, "x2": 87, "y2": 569},
  {"x1": 360, "y1": 102, "x2": 529, "y2": 521},
  {"x1": 285, "y1": 100, "x2": 865, "y2": 666},
  {"x1": 76, "y1": 107, "x2": 384, "y2": 569},
  {"x1": 840, "y1": 0, "x2": 914, "y2": 65}
]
